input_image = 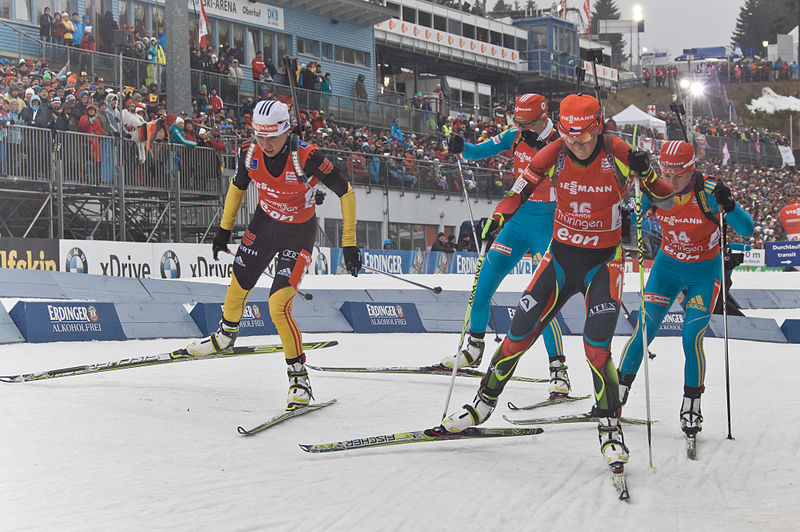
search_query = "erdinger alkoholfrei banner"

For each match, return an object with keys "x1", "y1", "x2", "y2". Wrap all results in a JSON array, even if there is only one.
[
  {"x1": 190, "y1": 302, "x2": 278, "y2": 336},
  {"x1": 339, "y1": 301, "x2": 425, "y2": 333},
  {"x1": 329, "y1": 249, "x2": 539, "y2": 276},
  {"x1": 779, "y1": 204, "x2": 800, "y2": 241},
  {"x1": 9, "y1": 301, "x2": 126, "y2": 343}
]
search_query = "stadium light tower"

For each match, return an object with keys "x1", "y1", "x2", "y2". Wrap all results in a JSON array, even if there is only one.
[
  {"x1": 632, "y1": 5, "x2": 644, "y2": 72},
  {"x1": 762, "y1": 40, "x2": 769, "y2": 59}
]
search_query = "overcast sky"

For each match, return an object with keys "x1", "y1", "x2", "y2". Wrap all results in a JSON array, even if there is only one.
[{"x1": 489, "y1": 0, "x2": 743, "y2": 59}]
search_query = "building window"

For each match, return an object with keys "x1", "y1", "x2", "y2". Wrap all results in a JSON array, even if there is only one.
[
  {"x1": 490, "y1": 30, "x2": 501, "y2": 46},
  {"x1": 189, "y1": 15, "x2": 198, "y2": 50},
  {"x1": 0, "y1": 0, "x2": 11, "y2": 19},
  {"x1": 119, "y1": 0, "x2": 128, "y2": 27},
  {"x1": 462, "y1": 23, "x2": 475, "y2": 39},
  {"x1": 446, "y1": 18, "x2": 459, "y2": 34},
  {"x1": 263, "y1": 29, "x2": 275, "y2": 64},
  {"x1": 530, "y1": 26, "x2": 547, "y2": 49},
  {"x1": 503, "y1": 34, "x2": 514, "y2": 48},
  {"x1": 247, "y1": 28, "x2": 259, "y2": 63},
  {"x1": 335, "y1": 45, "x2": 367, "y2": 67},
  {"x1": 276, "y1": 33, "x2": 289, "y2": 73},
  {"x1": 324, "y1": 219, "x2": 382, "y2": 249},
  {"x1": 401, "y1": 6, "x2": 415, "y2": 23},
  {"x1": 417, "y1": 10, "x2": 431, "y2": 28},
  {"x1": 321, "y1": 42, "x2": 333, "y2": 60},
  {"x1": 151, "y1": 4, "x2": 164, "y2": 37},
  {"x1": 14, "y1": 0, "x2": 32, "y2": 23},
  {"x1": 133, "y1": 1, "x2": 146, "y2": 36},
  {"x1": 476, "y1": 27, "x2": 489, "y2": 43},
  {"x1": 297, "y1": 37, "x2": 318, "y2": 57},
  {"x1": 232, "y1": 22, "x2": 245, "y2": 62},
  {"x1": 388, "y1": 223, "x2": 438, "y2": 250},
  {"x1": 218, "y1": 21, "x2": 230, "y2": 50}
]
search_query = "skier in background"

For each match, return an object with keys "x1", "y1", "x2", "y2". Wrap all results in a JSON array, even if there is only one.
[
  {"x1": 440, "y1": 93, "x2": 572, "y2": 401},
  {"x1": 617, "y1": 140, "x2": 753, "y2": 438}
]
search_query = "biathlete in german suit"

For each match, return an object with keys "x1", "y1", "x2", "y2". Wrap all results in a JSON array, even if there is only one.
[
  {"x1": 441, "y1": 93, "x2": 573, "y2": 400},
  {"x1": 187, "y1": 100, "x2": 362, "y2": 411},
  {"x1": 617, "y1": 140, "x2": 753, "y2": 437},
  {"x1": 440, "y1": 93, "x2": 674, "y2": 469}
]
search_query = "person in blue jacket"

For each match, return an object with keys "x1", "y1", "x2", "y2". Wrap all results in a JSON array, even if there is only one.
[
  {"x1": 618, "y1": 140, "x2": 754, "y2": 437},
  {"x1": 440, "y1": 93, "x2": 571, "y2": 399}
]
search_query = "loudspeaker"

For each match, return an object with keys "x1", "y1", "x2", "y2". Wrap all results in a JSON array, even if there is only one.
[{"x1": 113, "y1": 29, "x2": 134, "y2": 48}]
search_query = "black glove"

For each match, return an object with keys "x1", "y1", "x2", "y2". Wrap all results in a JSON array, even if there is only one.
[
  {"x1": 480, "y1": 213, "x2": 505, "y2": 240},
  {"x1": 520, "y1": 129, "x2": 540, "y2": 148},
  {"x1": 448, "y1": 133, "x2": 464, "y2": 154},
  {"x1": 713, "y1": 181, "x2": 736, "y2": 213},
  {"x1": 343, "y1": 246, "x2": 362, "y2": 277},
  {"x1": 314, "y1": 189, "x2": 326, "y2": 205},
  {"x1": 628, "y1": 149, "x2": 652, "y2": 175},
  {"x1": 212, "y1": 228, "x2": 231, "y2": 260}
]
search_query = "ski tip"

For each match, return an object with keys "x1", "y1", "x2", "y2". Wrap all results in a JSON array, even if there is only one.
[
  {"x1": 237, "y1": 426, "x2": 252, "y2": 436},
  {"x1": 298, "y1": 444, "x2": 312, "y2": 453},
  {"x1": 507, "y1": 402, "x2": 518, "y2": 410}
]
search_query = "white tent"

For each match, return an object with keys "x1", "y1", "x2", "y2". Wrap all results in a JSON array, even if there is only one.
[{"x1": 611, "y1": 104, "x2": 667, "y2": 137}]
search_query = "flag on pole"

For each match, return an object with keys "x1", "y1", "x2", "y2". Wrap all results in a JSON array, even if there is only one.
[
  {"x1": 583, "y1": 0, "x2": 592, "y2": 34},
  {"x1": 722, "y1": 142, "x2": 730, "y2": 166},
  {"x1": 198, "y1": 0, "x2": 209, "y2": 50}
]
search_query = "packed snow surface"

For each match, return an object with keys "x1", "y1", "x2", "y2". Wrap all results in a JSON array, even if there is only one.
[
  {"x1": 746, "y1": 86, "x2": 800, "y2": 113},
  {"x1": 2, "y1": 272, "x2": 799, "y2": 531}
]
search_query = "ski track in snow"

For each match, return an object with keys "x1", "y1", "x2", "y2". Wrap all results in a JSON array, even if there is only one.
[{"x1": 2, "y1": 272, "x2": 800, "y2": 530}]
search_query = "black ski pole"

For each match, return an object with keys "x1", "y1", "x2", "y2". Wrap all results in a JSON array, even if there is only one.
[{"x1": 361, "y1": 265, "x2": 443, "y2": 294}]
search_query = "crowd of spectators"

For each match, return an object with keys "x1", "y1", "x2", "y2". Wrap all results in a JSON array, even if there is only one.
[{"x1": 6, "y1": 9, "x2": 800, "y2": 245}]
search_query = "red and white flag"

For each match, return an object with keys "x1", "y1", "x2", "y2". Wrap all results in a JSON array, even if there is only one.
[
  {"x1": 722, "y1": 142, "x2": 730, "y2": 166},
  {"x1": 198, "y1": 0, "x2": 209, "y2": 49},
  {"x1": 583, "y1": 0, "x2": 592, "y2": 34}
]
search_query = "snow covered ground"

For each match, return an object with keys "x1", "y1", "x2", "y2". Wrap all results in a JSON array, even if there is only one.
[{"x1": 2, "y1": 272, "x2": 799, "y2": 531}]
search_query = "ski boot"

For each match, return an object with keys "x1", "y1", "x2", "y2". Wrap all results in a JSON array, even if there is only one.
[
  {"x1": 598, "y1": 415, "x2": 629, "y2": 466},
  {"x1": 440, "y1": 389, "x2": 496, "y2": 433},
  {"x1": 680, "y1": 386, "x2": 703, "y2": 436},
  {"x1": 286, "y1": 354, "x2": 313, "y2": 411},
  {"x1": 618, "y1": 373, "x2": 636, "y2": 407},
  {"x1": 548, "y1": 356, "x2": 571, "y2": 398},
  {"x1": 186, "y1": 319, "x2": 239, "y2": 356},
  {"x1": 440, "y1": 334, "x2": 485, "y2": 369}
]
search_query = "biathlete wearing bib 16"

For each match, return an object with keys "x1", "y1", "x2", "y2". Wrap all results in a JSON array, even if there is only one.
[
  {"x1": 617, "y1": 139, "x2": 753, "y2": 437},
  {"x1": 440, "y1": 93, "x2": 674, "y2": 469},
  {"x1": 441, "y1": 93, "x2": 571, "y2": 397}
]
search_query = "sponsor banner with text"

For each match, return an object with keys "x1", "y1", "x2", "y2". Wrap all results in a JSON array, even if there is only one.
[
  {"x1": 190, "y1": 302, "x2": 278, "y2": 336},
  {"x1": 339, "y1": 301, "x2": 425, "y2": 333},
  {"x1": 9, "y1": 301, "x2": 126, "y2": 342},
  {"x1": 0, "y1": 237, "x2": 60, "y2": 271}
]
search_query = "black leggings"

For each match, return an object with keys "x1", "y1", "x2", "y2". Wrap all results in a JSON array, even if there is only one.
[
  {"x1": 480, "y1": 240, "x2": 625, "y2": 415},
  {"x1": 233, "y1": 209, "x2": 316, "y2": 295}
]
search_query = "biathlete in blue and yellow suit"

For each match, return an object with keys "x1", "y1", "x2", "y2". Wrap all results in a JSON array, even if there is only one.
[
  {"x1": 617, "y1": 140, "x2": 753, "y2": 437},
  {"x1": 440, "y1": 94, "x2": 573, "y2": 398}
]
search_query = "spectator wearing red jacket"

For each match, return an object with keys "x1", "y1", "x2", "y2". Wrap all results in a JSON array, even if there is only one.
[
  {"x1": 78, "y1": 104, "x2": 103, "y2": 181},
  {"x1": 251, "y1": 51, "x2": 265, "y2": 81}
]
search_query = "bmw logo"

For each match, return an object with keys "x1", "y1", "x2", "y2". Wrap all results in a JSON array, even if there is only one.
[
  {"x1": 65, "y1": 247, "x2": 88, "y2": 274},
  {"x1": 160, "y1": 250, "x2": 181, "y2": 279}
]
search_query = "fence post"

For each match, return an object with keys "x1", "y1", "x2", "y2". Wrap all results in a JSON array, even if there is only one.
[
  {"x1": 55, "y1": 132, "x2": 65, "y2": 239},
  {"x1": 175, "y1": 147, "x2": 183, "y2": 242},
  {"x1": 117, "y1": 141, "x2": 126, "y2": 241}
]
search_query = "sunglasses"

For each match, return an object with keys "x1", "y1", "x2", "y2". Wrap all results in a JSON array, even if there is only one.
[{"x1": 559, "y1": 129, "x2": 596, "y2": 144}]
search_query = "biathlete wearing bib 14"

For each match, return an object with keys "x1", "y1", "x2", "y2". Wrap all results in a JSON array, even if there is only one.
[
  {"x1": 618, "y1": 174, "x2": 753, "y2": 392},
  {"x1": 460, "y1": 121, "x2": 564, "y2": 362},
  {"x1": 480, "y1": 133, "x2": 673, "y2": 416}
]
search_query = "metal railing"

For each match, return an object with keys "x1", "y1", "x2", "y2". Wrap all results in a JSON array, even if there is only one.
[
  {"x1": 0, "y1": 124, "x2": 224, "y2": 241},
  {"x1": 610, "y1": 130, "x2": 783, "y2": 168}
]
